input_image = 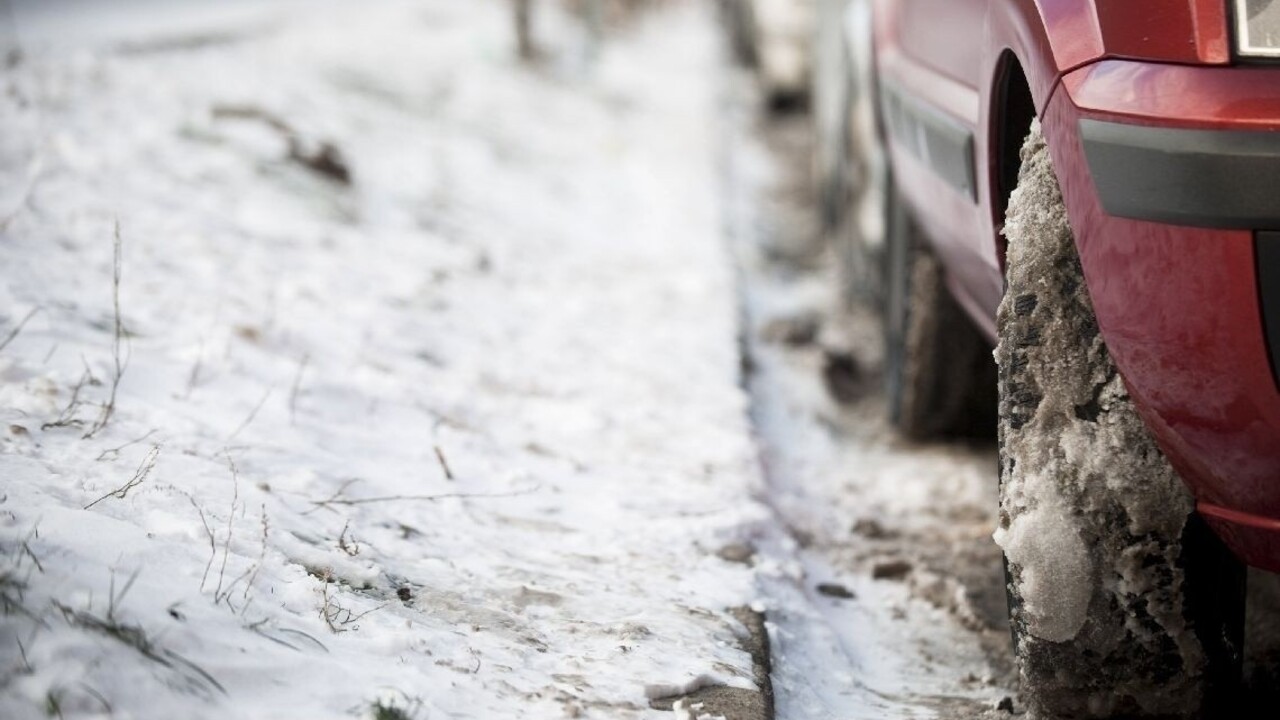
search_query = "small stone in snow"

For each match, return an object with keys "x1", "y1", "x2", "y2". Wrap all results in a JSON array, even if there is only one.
[
  {"x1": 816, "y1": 582, "x2": 854, "y2": 600},
  {"x1": 996, "y1": 696, "x2": 1015, "y2": 713},
  {"x1": 396, "y1": 587, "x2": 412, "y2": 602},
  {"x1": 716, "y1": 543, "x2": 755, "y2": 564},
  {"x1": 851, "y1": 518, "x2": 896, "y2": 540},
  {"x1": 872, "y1": 559, "x2": 913, "y2": 580}
]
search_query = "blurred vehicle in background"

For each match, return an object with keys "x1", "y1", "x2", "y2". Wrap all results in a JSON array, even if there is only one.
[
  {"x1": 820, "y1": 0, "x2": 1280, "y2": 716},
  {"x1": 811, "y1": 0, "x2": 883, "y2": 306},
  {"x1": 721, "y1": 0, "x2": 815, "y2": 106}
]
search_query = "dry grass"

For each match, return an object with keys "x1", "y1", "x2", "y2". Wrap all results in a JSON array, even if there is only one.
[
  {"x1": 84, "y1": 445, "x2": 159, "y2": 509},
  {"x1": 52, "y1": 571, "x2": 225, "y2": 696},
  {"x1": 319, "y1": 568, "x2": 384, "y2": 633},
  {"x1": 84, "y1": 223, "x2": 129, "y2": 439}
]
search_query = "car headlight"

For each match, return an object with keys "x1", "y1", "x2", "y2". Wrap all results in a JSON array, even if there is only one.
[{"x1": 1235, "y1": 0, "x2": 1280, "y2": 58}]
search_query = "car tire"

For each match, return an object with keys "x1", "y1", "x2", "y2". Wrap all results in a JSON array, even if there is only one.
[
  {"x1": 996, "y1": 120, "x2": 1245, "y2": 718},
  {"x1": 882, "y1": 179, "x2": 996, "y2": 440}
]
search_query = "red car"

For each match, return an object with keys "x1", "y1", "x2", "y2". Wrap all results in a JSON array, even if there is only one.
[{"x1": 839, "y1": 1, "x2": 1280, "y2": 716}]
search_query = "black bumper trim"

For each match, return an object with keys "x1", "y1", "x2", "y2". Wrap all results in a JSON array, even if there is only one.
[
  {"x1": 1081, "y1": 119, "x2": 1280, "y2": 229},
  {"x1": 880, "y1": 82, "x2": 976, "y2": 201},
  {"x1": 1258, "y1": 232, "x2": 1280, "y2": 388}
]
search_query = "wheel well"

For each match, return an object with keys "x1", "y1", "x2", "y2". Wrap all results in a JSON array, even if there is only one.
[{"x1": 992, "y1": 53, "x2": 1036, "y2": 271}]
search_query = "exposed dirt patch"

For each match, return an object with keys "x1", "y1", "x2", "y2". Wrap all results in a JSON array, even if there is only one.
[{"x1": 649, "y1": 607, "x2": 773, "y2": 720}]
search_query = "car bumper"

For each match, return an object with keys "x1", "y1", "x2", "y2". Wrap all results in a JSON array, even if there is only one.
[
  {"x1": 1047, "y1": 59, "x2": 1280, "y2": 571},
  {"x1": 1080, "y1": 120, "x2": 1280, "y2": 229}
]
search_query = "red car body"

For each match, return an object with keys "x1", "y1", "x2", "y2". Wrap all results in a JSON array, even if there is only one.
[{"x1": 871, "y1": 0, "x2": 1280, "y2": 571}]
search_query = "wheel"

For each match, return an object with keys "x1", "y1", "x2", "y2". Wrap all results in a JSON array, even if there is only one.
[
  {"x1": 995, "y1": 120, "x2": 1245, "y2": 718},
  {"x1": 882, "y1": 180, "x2": 996, "y2": 440}
]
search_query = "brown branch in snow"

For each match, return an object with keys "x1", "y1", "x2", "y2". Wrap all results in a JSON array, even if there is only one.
[
  {"x1": 192, "y1": 498, "x2": 217, "y2": 593},
  {"x1": 211, "y1": 104, "x2": 351, "y2": 184},
  {"x1": 85, "y1": 223, "x2": 130, "y2": 439},
  {"x1": 319, "y1": 569, "x2": 383, "y2": 633},
  {"x1": 309, "y1": 485, "x2": 539, "y2": 511},
  {"x1": 337, "y1": 520, "x2": 360, "y2": 557},
  {"x1": 219, "y1": 504, "x2": 269, "y2": 613},
  {"x1": 15, "y1": 637, "x2": 32, "y2": 673},
  {"x1": 95, "y1": 428, "x2": 158, "y2": 462},
  {"x1": 434, "y1": 445, "x2": 454, "y2": 481},
  {"x1": 211, "y1": 104, "x2": 293, "y2": 133},
  {"x1": 84, "y1": 445, "x2": 159, "y2": 509},
  {"x1": 42, "y1": 366, "x2": 94, "y2": 431},
  {"x1": 300, "y1": 478, "x2": 360, "y2": 516},
  {"x1": 20, "y1": 537, "x2": 44, "y2": 575},
  {"x1": 213, "y1": 450, "x2": 241, "y2": 604}
]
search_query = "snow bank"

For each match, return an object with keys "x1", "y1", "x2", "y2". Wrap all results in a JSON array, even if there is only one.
[{"x1": 0, "y1": 2, "x2": 771, "y2": 718}]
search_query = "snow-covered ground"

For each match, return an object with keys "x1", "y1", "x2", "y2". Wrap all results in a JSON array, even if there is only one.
[{"x1": 0, "y1": 2, "x2": 776, "y2": 718}]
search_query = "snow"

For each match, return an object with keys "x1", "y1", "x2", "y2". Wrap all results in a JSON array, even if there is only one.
[
  {"x1": 990, "y1": 474, "x2": 1091, "y2": 643},
  {"x1": 0, "y1": 2, "x2": 775, "y2": 718}
]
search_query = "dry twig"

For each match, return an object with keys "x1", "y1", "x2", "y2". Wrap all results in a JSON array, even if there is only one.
[
  {"x1": 85, "y1": 224, "x2": 130, "y2": 439},
  {"x1": 337, "y1": 520, "x2": 360, "y2": 557},
  {"x1": 95, "y1": 428, "x2": 158, "y2": 462},
  {"x1": 42, "y1": 364, "x2": 95, "y2": 431},
  {"x1": 309, "y1": 485, "x2": 538, "y2": 511},
  {"x1": 319, "y1": 569, "x2": 383, "y2": 633},
  {"x1": 53, "y1": 581, "x2": 225, "y2": 696},
  {"x1": 433, "y1": 445, "x2": 454, "y2": 481},
  {"x1": 84, "y1": 445, "x2": 159, "y2": 509},
  {"x1": 213, "y1": 450, "x2": 241, "y2": 604},
  {"x1": 218, "y1": 504, "x2": 269, "y2": 613},
  {"x1": 193, "y1": 498, "x2": 217, "y2": 593}
]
